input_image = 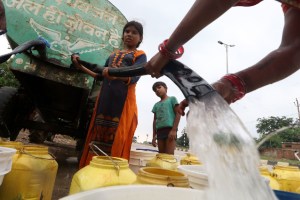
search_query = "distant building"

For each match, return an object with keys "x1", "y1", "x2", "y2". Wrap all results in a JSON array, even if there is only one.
[{"x1": 259, "y1": 142, "x2": 300, "y2": 160}]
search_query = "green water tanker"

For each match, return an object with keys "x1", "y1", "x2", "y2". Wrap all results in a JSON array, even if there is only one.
[{"x1": 0, "y1": 0, "x2": 127, "y2": 146}]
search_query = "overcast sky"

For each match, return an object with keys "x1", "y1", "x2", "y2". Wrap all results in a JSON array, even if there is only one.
[{"x1": 1, "y1": 0, "x2": 300, "y2": 143}]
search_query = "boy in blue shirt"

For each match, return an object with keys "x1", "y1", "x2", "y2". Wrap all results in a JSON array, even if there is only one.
[{"x1": 151, "y1": 81, "x2": 181, "y2": 155}]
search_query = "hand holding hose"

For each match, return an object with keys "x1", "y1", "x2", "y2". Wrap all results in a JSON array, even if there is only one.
[
  {"x1": 102, "y1": 67, "x2": 118, "y2": 80},
  {"x1": 71, "y1": 54, "x2": 98, "y2": 78},
  {"x1": 145, "y1": 39, "x2": 184, "y2": 78},
  {"x1": 212, "y1": 79, "x2": 238, "y2": 104},
  {"x1": 212, "y1": 74, "x2": 246, "y2": 104},
  {"x1": 71, "y1": 54, "x2": 82, "y2": 69},
  {"x1": 145, "y1": 52, "x2": 169, "y2": 78}
]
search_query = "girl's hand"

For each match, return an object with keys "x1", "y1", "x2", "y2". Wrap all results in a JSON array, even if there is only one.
[
  {"x1": 145, "y1": 52, "x2": 169, "y2": 78},
  {"x1": 102, "y1": 67, "x2": 117, "y2": 80},
  {"x1": 71, "y1": 54, "x2": 80, "y2": 63},
  {"x1": 71, "y1": 54, "x2": 83, "y2": 70}
]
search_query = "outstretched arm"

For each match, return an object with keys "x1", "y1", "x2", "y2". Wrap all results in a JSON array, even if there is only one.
[
  {"x1": 168, "y1": 0, "x2": 238, "y2": 52},
  {"x1": 237, "y1": 8, "x2": 300, "y2": 92},
  {"x1": 146, "y1": 0, "x2": 239, "y2": 76},
  {"x1": 213, "y1": 8, "x2": 300, "y2": 103}
]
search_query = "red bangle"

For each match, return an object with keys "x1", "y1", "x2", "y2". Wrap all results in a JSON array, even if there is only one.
[
  {"x1": 158, "y1": 39, "x2": 184, "y2": 59},
  {"x1": 222, "y1": 74, "x2": 246, "y2": 102}
]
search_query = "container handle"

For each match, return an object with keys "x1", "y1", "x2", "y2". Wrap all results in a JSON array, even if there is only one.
[
  {"x1": 20, "y1": 149, "x2": 56, "y2": 160},
  {"x1": 89, "y1": 142, "x2": 120, "y2": 176},
  {"x1": 156, "y1": 155, "x2": 177, "y2": 163}
]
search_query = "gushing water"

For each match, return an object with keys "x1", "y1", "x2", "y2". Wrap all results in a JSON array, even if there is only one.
[{"x1": 187, "y1": 92, "x2": 278, "y2": 200}]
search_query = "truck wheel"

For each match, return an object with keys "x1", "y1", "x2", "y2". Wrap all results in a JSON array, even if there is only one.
[
  {"x1": 0, "y1": 86, "x2": 19, "y2": 140},
  {"x1": 28, "y1": 110, "x2": 48, "y2": 144},
  {"x1": 29, "y1": 130, "x2": 48, "y2": 144}
]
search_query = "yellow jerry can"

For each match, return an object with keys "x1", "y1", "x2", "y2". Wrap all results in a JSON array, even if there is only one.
[
  {"x1": 0, "y1": 145, "x2": 58, "y2": 200},
  {"x1": 259, "y1": 166, "x2": 280, "y2": 190},
  {"x1": 136, "y1": 167, "x2": 190, "y2": 188},
  {"x1": 180, "y1": 153, "x2": 202, "y2": 165},
  {"x1": 69, "y1": 156, "x2": 137, "y2": 195},
  {"x1": 272, "y1": 165, "x2": 300, "y2": 193},
  {"x1": 146, "y1": 153, "x2": 179, "y2": 171}
]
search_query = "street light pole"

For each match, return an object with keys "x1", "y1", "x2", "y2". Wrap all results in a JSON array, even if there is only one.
[{"x1": 218, "y1": 41, "x2": 235, "y2": 74}]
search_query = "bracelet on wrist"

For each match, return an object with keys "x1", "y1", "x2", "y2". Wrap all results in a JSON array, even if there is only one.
[
  {"x1": 221, "y1": 74, "x2": 247, "y2": 103},
  {"x1": 158, "y1": 39, "x2": 184, "y2": 60}
]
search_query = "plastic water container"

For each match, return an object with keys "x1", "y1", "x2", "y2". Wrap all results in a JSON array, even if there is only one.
[
  {"x1": 259, "y1": 166, "x2": 280, "y2": 190},
  {"x1": 69, "y1": 156, "x2": 137, "y2": 195},
  {"x1": 272, "y1": 165, "x2": 300, "y2": 193},
  {"x1": 129, "y1": 149, "x2": 156, "y2": 174},
  {"x1": 0, "y1": 141, "x2": 23, "y2": 150},
  {"x1": 0, "y1": 145, "x2": 58, "y2": 200},
  {"x1": 60, "y1": 185, "x2": 205, "y2": 200},
  {"x1": 0, "y1": 141, "x2": 23, "y2": 186},
  {"x1": 180, "y1": 153, "x2": 202, "y2": 165},
  {"x1": 177, "y1": 165, "x2": 208, "y2": 189},
  {"x1": 0, "y1": 146, "x2": 16, "y2": 186},
  {"x1": 136, "y1": 167, "x2": 190, "y2": 187},
  {"x1": 146, "y1": 153, "x2": 179, "y2": 170}
]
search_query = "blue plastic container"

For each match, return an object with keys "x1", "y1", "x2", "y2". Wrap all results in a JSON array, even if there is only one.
[{"x1": 274, "y1": 190, "x2": 300, "y2": 200}]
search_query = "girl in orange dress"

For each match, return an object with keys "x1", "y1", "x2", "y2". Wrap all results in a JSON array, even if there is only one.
[{"x1": 71, "y1": 21, "x2": 146, "y2": 168}]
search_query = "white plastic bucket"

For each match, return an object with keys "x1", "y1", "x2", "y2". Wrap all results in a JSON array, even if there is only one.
[
  {"x1": 129, "y1": 149, "x2": 156, "y2": 174},
  {"x1": 177, "y1": 165, "x2": 208, "y2": 189},
  {"x1": 60, "y1": 185, "x2": 205, "y2": 200},
  {"x1": 0, "y1": 147, "x2": 16, "y2": 186}
]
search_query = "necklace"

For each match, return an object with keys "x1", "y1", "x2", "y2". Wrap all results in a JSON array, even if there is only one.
[{"x1": 111, "y1": 50, "x2": 136, "y2": 67}]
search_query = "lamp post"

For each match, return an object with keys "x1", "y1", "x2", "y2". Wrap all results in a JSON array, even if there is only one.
[{"x1": 218, "y1": 41, "x2": 235, "y2": 74}]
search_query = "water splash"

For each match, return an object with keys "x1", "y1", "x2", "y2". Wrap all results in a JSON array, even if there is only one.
[{"x1": 187, "y1": 93, "x2": 278, "y2": 200}]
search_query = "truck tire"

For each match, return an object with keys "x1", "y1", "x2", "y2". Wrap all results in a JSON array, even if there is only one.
[
  {"x1": 0, "y1": 86, "x2": 19, "y2": 139},
  {"x1": 27, "y1": 109, "x2": 48, "y2": 144},
  {"x1": 29, "y1": 130, "x2": 48, "y2": 144}
]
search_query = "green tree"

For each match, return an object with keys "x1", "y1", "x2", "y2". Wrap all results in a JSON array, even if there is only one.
[
  {"x1": 280, "y1": 128, "x2": 300, "y2": 142},
  {"x1": 132, "y1": 136, "x2": 137, "y2": 143},
  {"x1": 176, "y1": 128, "x2": 189, "y2": 147},
  {"x1": 0, "y1": 61, "x2": 19, "y2": 87},
  {"x1": 256, "y1": 116, "x2": 294, "y2": 137},
  {"x1": 256, "y1": 116, "x2": 300, "y2": 148}
]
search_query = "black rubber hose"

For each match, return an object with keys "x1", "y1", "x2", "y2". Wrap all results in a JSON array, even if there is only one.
[
  {"x1": 78, "y1": 59, "x2": 215, "y2": 101},
  {"x1": 0, "y1": 37, "x2": 49, "y2": 64},
  {"x1": 77, "y1": 60, "x2": 147, "y2": 77}
]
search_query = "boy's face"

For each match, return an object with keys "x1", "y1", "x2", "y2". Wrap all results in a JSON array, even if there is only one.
[{"x1": 154, "y1": 85, "x2": 167, "y2": 98}]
